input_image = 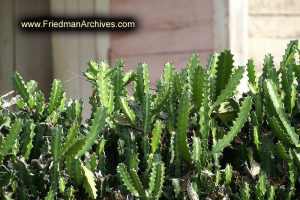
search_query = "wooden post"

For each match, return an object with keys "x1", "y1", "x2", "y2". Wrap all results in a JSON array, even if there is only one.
[
  {"x1": 213, "y1": 0, "x2": 248, "y2": 65},
  {"x1": 213, "y1": 0, "x2": 248, "y2": 93},
  {"x1": 14, "y1": 0, "x2": 53, "y2": 95},
  {"x1": 228, "y1": 0, "x2": 248, "y2": 65},
  {"x1": 50, "y1": 0, "x2": 110, "y2": 118},
  {"x1": 0, "y1": 0, "x2": 14, "y2": 94},
  {"x1": 213, "y1": 0, "x2": 229, "y2": 53},
  {"x1": 0, "y1": 0, "x2": 52, "y2": 95}
]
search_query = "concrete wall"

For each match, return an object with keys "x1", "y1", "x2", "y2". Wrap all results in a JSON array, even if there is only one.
[{"x1": 248, "y1": 0, "x2": 300, "y2": 69}]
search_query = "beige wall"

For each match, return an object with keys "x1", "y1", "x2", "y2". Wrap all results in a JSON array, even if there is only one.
[{"x1": 248, "y1": 0, "x2": 300, "y2": 70}]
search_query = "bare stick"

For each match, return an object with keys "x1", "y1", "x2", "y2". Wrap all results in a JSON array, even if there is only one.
[{"x1": 1, "y1": 91, "x2": 14, "y2": 98}]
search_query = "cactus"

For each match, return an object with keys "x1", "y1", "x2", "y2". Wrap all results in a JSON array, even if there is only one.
[
  {"x1": 20, "y1": 120, "x2": 35, "y2": 160},
  {"x1": 215, "y1": 50, "x2": 234, "y2": 97},
  {"x1": 151, "y1": 120, "x2": 163, "y2": 154},
  {"x1": 210, "y1": 66, "x2": 244, "y2": 113},
  {"x1": 75, "y1": 106, "x2": 107, "y2": 158},
  {"x1": 119, "y1": 96, "x2": 136, "y2": 124},
  {"x1": 225, "y1": 164, "x2": 233, "y2": 186},
  {"x1": 48, "y1": 79, "x2": 64, "y2": 114},
  {"x1": 264, "y1": 80, "x2": 299, "y2": 147},
  {"x1": 242, "y1": 182, "x2": 251, "y2": 200},
  {"x1": 177, "y1": 85, "x2": 192, "y2": 163},
  {"x1": 188, "y1": 54, "x2": 205, "y2": 111},
  {"x1": 256, "y1": 172, "x2": 267, "y2": 200},
  {"x1": 0, "y1": 41, "x2": 300, "y2": 199},
  {"x1": 81, "y1": 163, "x2": 98, "y2": 199},
  {"x1": 117, "y1": 161, "x2": 165, "y2": 200},
  {"x1": 11, "y1": 72, "x2": 29, "y2": 101},
  {"x1": 0, "y1": 119, "x2": 23, "y2": 159},
  {"x1": 211, "y1": 96, "x2": 252, "y2": 155}
]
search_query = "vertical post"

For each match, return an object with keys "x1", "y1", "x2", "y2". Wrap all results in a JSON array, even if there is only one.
[
  {"x1": 213, "y1": 0, "x2": 248, "y2": 93},
  {"x1": 15, "y1": 0, "x2": 53, "y2": 95},
  {"x1": 0, "y1": 0, "x2": 52, "y2": 95},
  {"x1": 95, "y1": 0, "x2": 110, "y2": 61},
  {"x1": 213, "y1": 0, "x2": 229, "y2": 53},
  {"x1": 228, "y1": 0, "x2": 248, "y2": 65},
  {"x1": 213, "y1": 0, "x2": 248, "y2": 65},
  {"x1": 0, "y1": 0, "x2": 14, "y2": 94},
  {"x1": 50, "y1": 0, "x2": 110, "y2": 118}
]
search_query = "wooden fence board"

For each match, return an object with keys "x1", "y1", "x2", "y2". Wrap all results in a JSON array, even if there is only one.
[
  {"x1": 15, "y1": 0, "x2": 52, "y2": 95},
  {"x1": 0, "y1": 0, "x2": 14, "y2": 94}
]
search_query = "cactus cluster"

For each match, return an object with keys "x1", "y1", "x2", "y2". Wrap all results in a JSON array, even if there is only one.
[{"x1": 0, "y1": 40, "x2": 300, "y2": 199}]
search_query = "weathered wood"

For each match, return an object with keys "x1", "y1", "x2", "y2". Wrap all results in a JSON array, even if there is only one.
[
  {"x1": 110, "y1": 21, "x2": 212, "y2": 57},
  {"x1": 51, "y1": 0, "x2": 110, "y2": 118},
  {"x1": 110, "y1": 0, "x2": 212, "y2": 57},
  {"x1": 15, "y1": 0, "x2": 53, "y2": 95},
  {"x1": 78, "y1": 0, "x2": 97, "y2": 119},
  {"x1": 249, "y1": 0, "x2": 300, "y2": 15},
  {"x1": 110, "y1": 0, "x2": 212, "y2": 24},
  {"x1": 51, "y1": 0, "x2": 81, "y2": 99},
  {"x1": 110, "y1": 0, "x2": 213, "y2": 86},
  {"x1": 249, "y1": 16, "x2": 300, "y2": 38},
  {"x1": 0, "y1": 0, "x2": 14, "y2": 94},
  {"x1": 50, "y1": 0, "x2": 68, "y2": 100},
  {"x1": 95, "y1": 0, "x2": 110, "y2": 61}
]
